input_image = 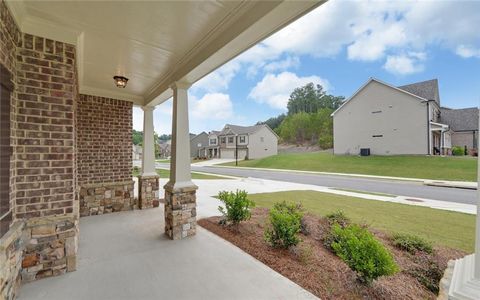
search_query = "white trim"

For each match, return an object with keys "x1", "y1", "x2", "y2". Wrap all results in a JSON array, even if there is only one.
[{"x1": 331, "y1": 78, "x2": 428, "y2": 117}]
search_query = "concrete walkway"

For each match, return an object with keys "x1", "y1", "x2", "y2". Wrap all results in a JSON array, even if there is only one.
[
  {"x1": 18, "y1": 207, "x2": 316, "y2": 300},
  {"x1": 191, "y1": 158, "x2": 238, "y2": 167}
]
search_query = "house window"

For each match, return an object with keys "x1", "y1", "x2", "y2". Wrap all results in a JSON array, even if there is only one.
[
  {"x1": 260, "y1": 137, "x2": 264, "y2": 142},
  {"x1": 228, "y1": 137, "x2": 234, "y2": 143},
  {"x1": 209, "y1": 138, "x2": 217, "y2": 145},
  {"x1": 372, "y1": 110, "x2": 382, "y2": 114},
  {"x1": 0, "y1": 64, "x2": 12, "y2": 237},
  {"x1": 220, "y1": 137, "x2": 226, "y2": 144},
  {"x1": 239, "y1": 136, "x2": 246, "y2": 143},
  {"x1": 372, "y1": 135, "x2": 383, "y2": 138}
]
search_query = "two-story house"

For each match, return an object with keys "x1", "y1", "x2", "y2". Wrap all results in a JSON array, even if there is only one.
[
  {"x1": 201, "y1": 124, "x2": 278, "y2": 159},
  {"x1": 332, "y1": 78, "x2": 477, "y2": 156}
]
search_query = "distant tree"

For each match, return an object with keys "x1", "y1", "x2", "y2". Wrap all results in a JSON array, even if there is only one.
[
  {"x1": 158, "y1": 134, "x2": 171, "y2": 141},
  {"x1": 257, "y1": 114, "x2": 286, "y2": 131},
  {"x1": 132, "y1": 130, "x2": 143, "y2": 145},
  {"x1": 287, "y1": 83, "x2": 344, "y2": 115}
]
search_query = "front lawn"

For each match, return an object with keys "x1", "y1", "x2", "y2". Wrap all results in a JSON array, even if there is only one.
[
  {"x1": 221, "y1": 152, "x2": 477, "y2": 181},
  {"x1": 248, "y1": 190, "x2": 475, "y2": 252}
]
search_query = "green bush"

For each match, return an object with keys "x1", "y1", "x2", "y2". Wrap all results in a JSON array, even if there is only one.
[
  {"x1": 407, "y1": 260, "x2": 443, "y2": 294},
  {"x1": 392, "y1": 233, "x2": 433, "y2": 254},
  {"x1": 452, "y1": 146, "x2": 464, "y2": 156},
  {"x1": 132, "y1": 166, "x2": 140, "y2": 176},
  {"x1": 264, "y1": 201, "x2": 303, "y2": 249},
  {"x1": 325, "y1": 210, "x2": 350, "y2": 228},
  {"x1": 328, "y1": 224, "x2": 398, "y2": 284},
  {"x1": 218, "y1": 190, "x2": 255, "y2": 226}
]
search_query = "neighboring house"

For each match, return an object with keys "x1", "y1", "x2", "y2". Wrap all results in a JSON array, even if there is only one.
[
  {"x1": 190, "y1": 132, "x2": 209, "y2": 158},
  {"x1": 201, "y1": 124, "x2": 278, "y2": 159},
  {"x1": 332, "y1": 78, "x2": 460, "y2": 156},
  {"x1": 440, "y1": 107, "x2": 479, "y2": 154},
  {"x1": 132, "y1": 145, "x2": 143, "y2": 160},
  {"x1": 157, "y1": 140, "x2": 171, "y2": 158}
]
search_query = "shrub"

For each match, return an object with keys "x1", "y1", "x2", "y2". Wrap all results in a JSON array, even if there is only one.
[
  {"x1": 264, "y1": 201, "x2": 303, "y2": 249},
  {"x1": 325, "y1": 210, "x2": 350, "y2": 228},
  {"x1": 392, "y1": 233, "x2": 433, "y2": 254},
  {"x1": 407, "y1": 259, "x2": 443, "y2": 294},
  {"x1": 132, "y1": 166, "x2": 140, "y2": 176},
  {"x1": 217, "y1": 190, "x2": 255, "y2": 226},
  {"x1": 328, "y1": 224, "x2": 398, "y2": 284},
  {"x1": 452, "y1": 146, "x2": 464, "y2": 156}
]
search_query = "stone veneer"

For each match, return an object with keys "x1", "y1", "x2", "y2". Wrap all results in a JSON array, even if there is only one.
[
  {"x1": 138, "y1": 175, "x2": 160, "y2": 209},
  {"x1": 79, "y1": 181, "x2": 134, "y2": 217},
  {"x1": 76, "y1": 94, "x2": 133, "y2": 216},
  {"x1": 0, "y1": 222, "x2": 23, "y2": 300},
  {"x1": 21, "y1": 216, "x2": 78, "y2": 281},
  {"x1": 164, "y1": 183, "x2": 197, "y2": 240}
]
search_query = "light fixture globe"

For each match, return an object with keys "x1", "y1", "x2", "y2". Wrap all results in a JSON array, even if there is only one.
[{"x1": 113, "y1": 75, "x2": 128, "y2": 88}]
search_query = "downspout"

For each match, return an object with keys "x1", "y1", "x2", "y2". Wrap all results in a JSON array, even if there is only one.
[{"x1": 426, "y1": 101, "x2": 431, "y2": 155}]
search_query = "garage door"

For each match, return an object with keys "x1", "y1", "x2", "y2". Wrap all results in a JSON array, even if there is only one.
[{"x1": 220, "y1": 149, "x2": 247, "y2": 159}]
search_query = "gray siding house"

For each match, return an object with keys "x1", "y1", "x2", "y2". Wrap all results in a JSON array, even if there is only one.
[
  {"x1": 190, "y1": 132, "x2": 209, "y2": 158},
  {"x1": 332, "y1": 78, "x2": 462, "y2": 156},
  {"x1": 440, "y1": 107, "x2": 478, "y2": 154}
]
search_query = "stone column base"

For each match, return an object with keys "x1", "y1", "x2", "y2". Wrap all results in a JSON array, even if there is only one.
[
  {"x1": 164, "y1": 183, "x2": 197, "y2": 240},
  {"x1": 138, "y1": 175, "x2": 160, "y2": 209}
]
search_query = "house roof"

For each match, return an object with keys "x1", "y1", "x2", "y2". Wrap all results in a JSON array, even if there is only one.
[
  {"x1": 398, "y1": 79, "x2": 440, "y2": 105},
  {"x1": 440, "y1": 107, "x2": 478, "y2": 131},
  {"x1": 190, "y1": 132, "x2": 207, "y2": 141},
  {"x1": 220, "y1": 124, "x2": 264, "y2": 135}
]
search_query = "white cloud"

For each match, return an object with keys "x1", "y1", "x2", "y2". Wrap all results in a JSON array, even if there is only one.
[
  {"x1": 191, "y1": 60, "x2": 241, "y2": 93},
  {"x1": 248, "y1": 72, "x2": 330, "y2": 110},
  {"x1": 132, "y1": 101, "x2": 173, "y2": 135},
  {"x1": 190, "y1": 93, "x2": 233, "y2": 120},
  {"x1": 383, "y1": 52, "x2": 425, "y2": 75},
  {"x1": 264, "y1": 56, "x2": 300, "y2": 73},
  {"x1": 456, "y1": 45, "x2": 480, "y2": 59}
]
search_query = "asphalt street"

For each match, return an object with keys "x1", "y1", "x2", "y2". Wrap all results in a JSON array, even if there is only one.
[{"x1": 154, "y1": 163, "x2": 477, "y2": 205}]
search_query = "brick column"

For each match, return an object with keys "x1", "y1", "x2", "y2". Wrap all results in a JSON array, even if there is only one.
[
  {"x1": 138, "y1": 175, "x2": 160, "y2": 209},
  {"x1": 164, "y1": 81, "x2": 197, "y2": 240}
]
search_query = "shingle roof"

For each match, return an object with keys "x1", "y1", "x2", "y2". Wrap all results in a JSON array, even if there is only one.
[
  {"x1": 220, "y1": 124, "x2": 265, "y2": 135},
  {"x1": 398, "y1": 79, "x2": 440, "y2": 104},
  {"x1": 440, "y1": 107, "x2": 478, "y2": 131}
]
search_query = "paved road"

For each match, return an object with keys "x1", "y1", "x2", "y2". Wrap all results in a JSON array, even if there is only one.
[{"x1": 155, "y1": 163, "x2": 477, "y2": 205}]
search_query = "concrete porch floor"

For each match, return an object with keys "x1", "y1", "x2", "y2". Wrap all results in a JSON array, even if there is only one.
[{"x1": 18, "y1": 206, "x2": 316, "y2": 300}]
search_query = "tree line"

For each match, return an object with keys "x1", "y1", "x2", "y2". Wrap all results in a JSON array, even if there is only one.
[{"x1": 258, "y1": 83, "x2": 344, "y2": 149}]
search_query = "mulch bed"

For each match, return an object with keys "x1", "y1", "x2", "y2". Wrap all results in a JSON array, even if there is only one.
[{"x1": 198, "y1": 208, "x2": 465, "y2": 300}]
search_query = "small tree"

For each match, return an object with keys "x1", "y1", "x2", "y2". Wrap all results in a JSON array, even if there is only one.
[{"x1": 218, "y1": 190, "x2": 255, "y2": 226}]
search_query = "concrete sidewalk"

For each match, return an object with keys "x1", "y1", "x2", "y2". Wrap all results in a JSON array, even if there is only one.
[
  {"x1": 191, "y1": 158, "x2": 239, "y2": 167},
  {"x1": 18, "y1": 208, "x2": 316, "y2": 300}
]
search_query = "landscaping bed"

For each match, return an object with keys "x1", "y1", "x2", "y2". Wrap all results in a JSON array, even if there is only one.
[{"x1": 199, "y1": 208, "x2": 465, "y2": 300}]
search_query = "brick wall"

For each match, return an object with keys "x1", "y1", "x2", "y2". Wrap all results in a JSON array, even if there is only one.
[
  {"x1": 15, "y1": 33, "x2": 77, "y2": 219},
  {"x1": 77, "y1": 95, "x2": 133, "y2": 216},
  {"x1": 77, "y1": 94, "x2": 132, "y2": 184}
]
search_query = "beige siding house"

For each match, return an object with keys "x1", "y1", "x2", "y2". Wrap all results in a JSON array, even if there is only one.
[
  {"x1": 332, "y1": 78, "x2": 452, "y2": 155},
  {"x1": 203, "y1": 124, "x2": 278, "y2": 160}
]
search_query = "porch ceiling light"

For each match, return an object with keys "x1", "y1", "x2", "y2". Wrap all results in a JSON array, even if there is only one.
[{"x1": 113, "y1": 75, "x2": 128, "y2": 88}]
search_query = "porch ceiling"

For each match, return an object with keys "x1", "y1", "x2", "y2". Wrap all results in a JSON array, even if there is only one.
[{"x1": 6, "y1": 0, "x2": 323, "y2": 106}]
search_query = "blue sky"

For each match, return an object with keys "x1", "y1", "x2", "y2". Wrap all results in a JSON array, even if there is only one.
[{"x1": 133, "y1": 0, "x2": 480, "y2": 134}]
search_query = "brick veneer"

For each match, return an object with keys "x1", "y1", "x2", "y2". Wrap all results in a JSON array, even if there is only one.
[{"x1": 77, "y1": 94, "x2": 134, "y2": 216}]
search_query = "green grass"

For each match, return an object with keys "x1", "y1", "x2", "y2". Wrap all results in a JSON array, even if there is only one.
[
  {"x1": 248, "y1": 190, "x2": 475, "y2": 252},
  {"x1": 132, "y1": 168, "x2": 230, "y2": 180},
  {"x1": 331, "y1": 188, "x2": 396, "y2": 198},
  {"x1": 222, "y1": 152, "x2": 477, "y2": 181}
]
